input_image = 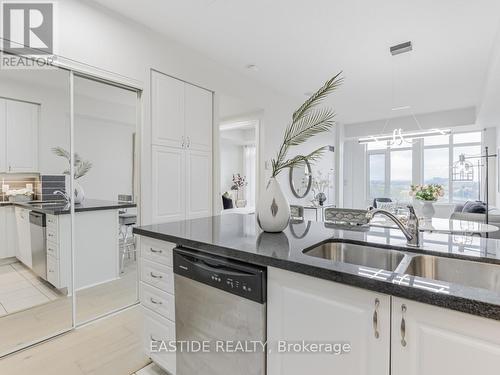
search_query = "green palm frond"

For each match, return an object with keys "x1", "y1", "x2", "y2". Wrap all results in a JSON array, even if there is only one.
[
  {"x1": 292, "y1": 72, "x2": 343, "y2": 123},
  {"x1": 52, "y1": 147, "x2": 92, "y2": 180},
  {"x1": 270, "y1": 72, "x2": 343, "y2": 177},
  {"x1": 274, "y1": 147, "x2": 326, "y2": 176}
]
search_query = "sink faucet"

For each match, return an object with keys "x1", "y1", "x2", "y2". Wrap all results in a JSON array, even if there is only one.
[
  {"x1": 53, "y1": 190, "x2": 70, "y2": 202},
  {"x1": 366, "y1": 205, "x2": 420, "y2": 247}
]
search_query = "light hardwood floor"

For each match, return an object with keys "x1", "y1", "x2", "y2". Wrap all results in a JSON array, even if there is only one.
[{"x1": 0, "y1": 306, "x2": 150, "y2": 375}]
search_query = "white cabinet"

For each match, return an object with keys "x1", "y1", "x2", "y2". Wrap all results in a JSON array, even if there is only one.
[
  {"x1": 152, "y1": 146, "x2": 186, "y2": 223},
  {"x1": 0, "y1": 206, "x2": 8, "y2": 258},
  {"x1": 391, "y1": 297, "x2": 500, "y2": 375},
  {"x1": 186, "y1": 150, "x2": 212, "y2": 219},
  {"x1": 139, "y1": 236, "x2": 177, "y2": 374},
  {"x1": 0, "y1": 206, "x2": 17, "y2": 259},
  {"x1": 267, "y1": 267, "x2": 390, "y2": 375},
  {"x1": 184, "y1": 83, "x2": 212, "y2": 152},
  {"x1": 151, "y1": 71, "x2": 213, "y2": 152},
  {"x1": 4, "y1": 99, "x2": 38, "y2": 173},
  {"x1": 151, "y1": 71, "x2": 213, "y2": 224},
  {"x1": 14, "y1": 206, "x2": 32, "y2": 268},
  {"x1": 152, "y1": 72, "x2": 185, "y2": 149},
  {"x1": 0, "y1": 101, "x2": 5, "y2": 172}
]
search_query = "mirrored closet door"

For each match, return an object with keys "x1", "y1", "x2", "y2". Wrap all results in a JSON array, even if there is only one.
[
  {"x1": 73, "y1": 75, "x2": 140, "y2": 325},
  {"x1": 0, "y1": 66, "x2": 74, "y2": 355}
]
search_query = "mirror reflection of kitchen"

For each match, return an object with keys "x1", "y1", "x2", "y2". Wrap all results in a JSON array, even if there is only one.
[
  {"x1": 0, "y1": 67, "x2": 73, "y2": 355},
  {"x1": 73, "y1": 75, "x2": 139, "y2": 324}
]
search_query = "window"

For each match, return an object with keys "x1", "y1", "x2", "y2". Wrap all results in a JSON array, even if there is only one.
[
  {"x1": 423, "y1": 131, "x2": 482, "y2": 203},
  {"x1": 368, "y1": 153, "x2": 385, "y2": 199},
  {"x1": 367, "y1": 144, "x2": 412, "y2": 202},
  {"x1": 390, "y1": 149, "x2": 412, "y2": 200},
  {"x1": 366, "y1": 130, "x2": 483, "y2": 204}
]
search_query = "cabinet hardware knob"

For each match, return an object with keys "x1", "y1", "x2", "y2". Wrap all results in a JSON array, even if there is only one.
[
  {"x1": 373, "y1": 298, "x2": 380, "y2": 339},
  {"x1": 150, "y1": 272, "x2": 163, "y2": 279},
  {"x1": 150, "y1": 297, "x2": 163, "y2": 305},
  {"x1": 187, "y1": 136, "x2": 191, "y2": 148},
  {"x1": 400, "y1": 304, "x2": 407, "y2": 347},
  {"x1": 181, "y1": 136, "x2": 185, "y2": 148},
  {"x1": 150, "y1": 247, "x2": 162, "y2": 254}
]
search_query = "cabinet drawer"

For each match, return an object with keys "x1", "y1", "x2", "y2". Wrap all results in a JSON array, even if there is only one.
[
  {"x1": 141, "y1": 282, "x2": 175, "y2": 322},
  {"x1": 143, "y1": 307, "x2": 176, "y2": 374},
  {"x1": 46, "y1": 215, "x2": 57, "y2": 231},
  {"x1": 141, "y1": 237, "x2": 175, "y2": 266},
  {"x1": 47, "y1": 254, "x2": 60, "y2": 288},
  {"x1": 141, "y1": 259, "x2": 174, "y2": 293},
  {"x1": 46, "y1": 241, "x2": 59, "y2": 259},
  {"x1": 46, "y1": 228, "x2": 58, "y2": 243}
]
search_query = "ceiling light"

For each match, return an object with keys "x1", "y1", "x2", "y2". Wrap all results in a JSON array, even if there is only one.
[
  {"x1": 358, "y1": 128, "x2": 451, "y2": 145},
  {"x1": 246, "y1": 64, "x2": 259, "y2": 72},
  {"x1": 390, "y1": 41, "x2": 413, "y2": 56}
]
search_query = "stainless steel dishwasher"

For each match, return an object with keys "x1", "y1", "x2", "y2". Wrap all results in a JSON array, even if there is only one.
[
  {"x1": 174, "y1": 247, "x2": 267, "y2": 375},
  {"x1": 29, "y1": 211, "x2": 47, "y2": 281}
]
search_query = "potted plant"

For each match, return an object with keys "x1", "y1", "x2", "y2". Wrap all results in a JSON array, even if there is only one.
[
  {"x1": 52, "y1": 147, "x2": 92, "y2": 204},
  {"x1": 257, "y1": 72, "x2": 343, "y2": 232},
  {"x1": 409, "y1": 184, "x2": 445, "y2": 220},
  {"x1": 311, "y1": 171, "x2": 332, "y2": 206}
]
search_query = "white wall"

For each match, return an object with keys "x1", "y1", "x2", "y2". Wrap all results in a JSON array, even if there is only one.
[{"x1": 220, "y1": 139, "x2": 243, "y2": 193}]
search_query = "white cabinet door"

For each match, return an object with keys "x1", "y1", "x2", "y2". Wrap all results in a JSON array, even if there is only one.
[
  {"x1": 184, "y1": 84, "x2": 212, "y2": 152},
  {"x1": 0, "y1": 207, "x2": 7, "y2": 259},
  {"x1": 151, "y1": 71, "x2": 185, "y2": 149},
  {"x1": 5, "y1": 100, "x2": 38, "y2": 172},
  {"x1": 14, "y1": 207, "x2": 32, "y2": 268},
  {"x1": 391, "y1": 297, "x2": 500, "y2": 375},
  {"x1": 267, "y1": 267, "x2": 390, "y2": 375},
  {"x1": 5, "y1": 206, "x2": 18, "y2": 259},
  {"x1": 152, "y1": 145, "x2": 186, "y2": 223},
  {"x1": 186, "y1": 149, "x2": 212, "y2": 219},
  {"x1": 0, "y1": 99, "x2": 6, "y2": 172}
]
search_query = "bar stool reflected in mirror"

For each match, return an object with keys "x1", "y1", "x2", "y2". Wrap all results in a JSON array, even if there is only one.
[{"x1": 118, "y1": 194, "x2": 137, "y2": 274}]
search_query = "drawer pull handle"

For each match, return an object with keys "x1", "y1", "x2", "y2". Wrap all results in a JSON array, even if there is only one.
[
  {"x1": 150, "y1": 297, "x2": 163, "y2": 305},
  {"x1": 150, "y1": 248, "x2": 163, "y2": 254},
  {"x1": 150, "y1": 272, "x2": 163, "y2": 279},
  {"x1": 373, "y1": 298, "x2": 380, "y2": 339},
  {"x1": 150, "y1": 334, "x2": 162, "y2": 343},
  {"x1": 400, "y1": 304, "x2": 407, "y2": 347}
]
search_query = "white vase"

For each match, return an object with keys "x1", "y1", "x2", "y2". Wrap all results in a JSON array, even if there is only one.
[
  {"x1": 256, "y1": 177, "x2": 290, "y2": 233},
  {"x1": 421, "y1": 200, "x2": 436, "y2": 220},
  {"x1": 74, "y1": 181, "x2": 85, "y2": 204}
]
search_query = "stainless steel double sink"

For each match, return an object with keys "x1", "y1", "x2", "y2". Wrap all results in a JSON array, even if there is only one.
[{"x1": 304, "y1": 240, "x2": 500, "y2": 294}]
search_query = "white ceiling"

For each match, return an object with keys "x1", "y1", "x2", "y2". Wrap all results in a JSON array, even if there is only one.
[{"x1": 90, "y1": 0, "x2": 500, "y2": 124}]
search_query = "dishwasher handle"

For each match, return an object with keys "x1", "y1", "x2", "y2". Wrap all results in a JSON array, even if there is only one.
[
  {"x1": 176, "y1": 251, "x2": 254, "y2": 278},
  {"x1": 173, "y1": 247, "x2": 266, "y2": 304}
]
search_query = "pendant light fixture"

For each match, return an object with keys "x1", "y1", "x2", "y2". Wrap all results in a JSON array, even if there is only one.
[{"x1": 359, "y1": 41, "x2": 451, "y2": 146}]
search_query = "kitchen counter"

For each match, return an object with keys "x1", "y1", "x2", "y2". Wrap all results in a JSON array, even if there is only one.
[
  {"x1": 0, "y1": 199, "x2": 136, "y2": 215},
  {"x1": 134, "y1": 214, "x2": 500, "y2": 320}
]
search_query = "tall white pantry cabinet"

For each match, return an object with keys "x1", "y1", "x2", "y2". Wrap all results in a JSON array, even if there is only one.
[{"x1": 151, "y1": 70, "x2": 213, "y2": 223}]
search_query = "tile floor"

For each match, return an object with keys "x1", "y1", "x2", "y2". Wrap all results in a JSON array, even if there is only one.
[
  {"x1": 134, "y1": 363, "x2": 168, "y2": 375},
  {"x1": 0, "y1": 261, "x2": 63, "y2": 316}
]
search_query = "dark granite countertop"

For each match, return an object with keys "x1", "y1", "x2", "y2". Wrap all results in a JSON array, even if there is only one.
[
  {"x1": 134, "y1": 214, "x2": 500, "y2": 321},
  {"x1": 0, "y1": 199, "x2": 136, "y2": 215}
]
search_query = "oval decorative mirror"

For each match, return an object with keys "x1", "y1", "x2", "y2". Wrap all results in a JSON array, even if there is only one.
[{"x1": 289, "y1": 159, "x2": 312, "y2": 198}]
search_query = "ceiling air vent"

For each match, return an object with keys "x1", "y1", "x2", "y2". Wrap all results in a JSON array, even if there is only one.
[{"x1": 390, "y1": 41, "x2": 412, "y2": 56}]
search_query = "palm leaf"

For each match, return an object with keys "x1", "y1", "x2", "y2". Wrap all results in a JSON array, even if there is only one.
[
  {"x1": 270, "y1": 72, "x2": 342, "y2": 177},
  {"x1": 274, "y1": 147, "x2": 326, "y2": 176},
  {"x1": 292, "y1": 72, "x2": 343, "y2": 123}
]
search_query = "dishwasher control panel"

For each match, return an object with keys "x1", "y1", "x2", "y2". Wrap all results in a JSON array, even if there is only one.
[{"x1": 173, "y1": 247, "x2": 266, "y2": 304}]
